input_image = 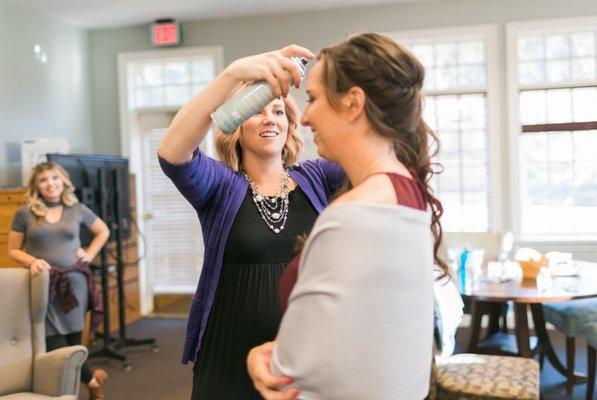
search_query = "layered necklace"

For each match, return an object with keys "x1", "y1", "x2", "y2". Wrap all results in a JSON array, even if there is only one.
[{"x1": 242, "y1": 167, "x2": 291, "y2": 234}]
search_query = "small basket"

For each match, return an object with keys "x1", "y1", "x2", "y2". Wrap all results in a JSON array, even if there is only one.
[{"x1": 518, "y1": 255, "x2": 548, "y2": 280}]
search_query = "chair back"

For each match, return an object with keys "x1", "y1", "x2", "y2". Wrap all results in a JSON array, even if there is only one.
[
  {"x1": 0, "y1": 268, "x2": 48, "y2": 395},
  {"x1": 433, "y1": 274, "x2": 464, "y2": 361}
]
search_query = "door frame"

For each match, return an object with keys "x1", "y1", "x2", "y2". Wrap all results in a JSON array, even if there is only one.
[{"x1": 117, "y1": 46, "x2": 223, "y2": 315}]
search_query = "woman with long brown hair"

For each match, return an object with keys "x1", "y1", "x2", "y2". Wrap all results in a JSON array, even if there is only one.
[
  {"x1": 7, "y1": 162, "x2": 110, "y2": 399},
  {"x1": 247, "y1": 32, "x2": 446, "y2": 400}
]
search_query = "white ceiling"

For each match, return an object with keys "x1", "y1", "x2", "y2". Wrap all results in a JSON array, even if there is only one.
[{"x1": 6, "y1": 0, "x2": 431, "y2": 29}]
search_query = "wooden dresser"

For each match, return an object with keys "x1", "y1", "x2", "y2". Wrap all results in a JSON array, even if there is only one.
[
  {"x1": 0, "y1": 179, "x2": 141, "y2": 335},
  {"x1": 0, "y1": 188, "x2": 27, "y2": 268}
]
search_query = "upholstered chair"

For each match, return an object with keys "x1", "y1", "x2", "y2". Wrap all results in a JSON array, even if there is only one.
[
  {"x1": 583, "y1": 322, "x2": 597, "y2": 400},
  {"x1": 0, "y1": 268, "x2": 88, "y2": 399},
  {"x1": 543, "y1": 299, "x2": 597, "y2": 394},
  {"x1": 432, "y1": 276, "x2": 540, "y2": 400}
]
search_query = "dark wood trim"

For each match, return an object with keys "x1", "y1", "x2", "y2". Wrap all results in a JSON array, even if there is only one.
[{"x1": 522, "y1": 121, "x2": 597, "y2": 133}]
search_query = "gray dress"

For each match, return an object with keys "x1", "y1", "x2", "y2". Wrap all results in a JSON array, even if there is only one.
[{"x1": 11, "y1": 203, "x2": 98, "y2": 336}]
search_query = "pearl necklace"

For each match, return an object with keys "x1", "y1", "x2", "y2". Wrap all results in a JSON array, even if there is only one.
[{"x1": 242, "y1": 168, "x2": 291, "y2": 234}]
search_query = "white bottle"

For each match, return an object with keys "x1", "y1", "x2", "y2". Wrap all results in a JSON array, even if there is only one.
[{"x1": 211, "y1": 57, "x2": 308, "y2": 134}]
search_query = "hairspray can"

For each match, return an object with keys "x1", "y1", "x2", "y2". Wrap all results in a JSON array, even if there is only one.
[{"x1": 211, "y1": 57, "x2": 308, "y2": 133}]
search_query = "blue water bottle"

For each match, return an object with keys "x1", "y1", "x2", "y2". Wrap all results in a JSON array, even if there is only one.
[{"x1": 459, "y1": 249, "x2": 470, "y2": 287}]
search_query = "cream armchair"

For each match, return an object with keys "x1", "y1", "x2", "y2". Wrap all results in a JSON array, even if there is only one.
[{"x1": 0, "y1": 268, "x2": 88, "y2": 399}]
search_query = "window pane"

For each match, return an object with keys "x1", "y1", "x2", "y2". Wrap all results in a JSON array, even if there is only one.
[
  {"x1": 546, "y1": 59, "x2": 571, "y2": 82},
  {"x1": 460, "y1": 130, "x2": 487, "y2": 153},
  {"x1": 520, "y1": 133, "x2": 547, "y2": 164},
  {"x1": 545, "y1": 34, "x2": 570, "y2": 59},
  {"x1": 521, "y1": 131, "x2": 597, "y2": 235},
  {"x1": 436, "y1": 66, "x2": 458, "y2": 90},
  {"x1": 438, "y1": 131, "x2": 460, "y2": 159},
  {"x1": 164, "y1": 62, "x2": 190, "y2": 84},
  {"x1": 545, "y1": 89, "x2": 572, "y2": 123},
  {"x1": 518, "y1": 36, "x2": 544, "y2": 61},
  {"x1": 458, "y1": 40, "x2": 485, "y2": 64},
  {"x1": 411, "y1": 44, "x2": 434, "y2": 65},
  {"x1": 164, "y1": 86, "x2": 191, "y2": 105},
  {"x1": 575, "y1": 161, "x2": 597, "y2": 193},
  {"x1": 459, "y1": 94, "x2": 486, "y2": 129},
  {"x1": 571, "y1": 32, "x2": 595, "y2": 57},
  {"x1": 572, "y1": 88, "x2": 597, "y2": 122},
  {"x1": 518, "y1": 61, "x2": 545, "y2": 84},
  {"x1": 547, "y1": 132, "x2": 573, "y2": 162},
  {"x1": 136, "y1": 64, "x2": 163, "y2": 87},
  {"x1": 435, "y1": 96, "x2": 460, "y2": 129},
  {"x1": 435, "y1": 43, "x2": 457, "y2": 66},
  {"x1": 519, "y1": 90, "x2": 546, "y2": 124},
  {"x1": 192, "y1": 59, "x2": 215, "y2": 82},
  {"x1": 458, "y1": 65, "x2": 486, "y2": 87},
  {"x1": 423, "y1": 97, "x2": 437, "y2": 130},
  {"x1": 571, "y1": 58, "x2": 596, "y2": 81},
  {"x1": 550, "y1": 162, "x2": 574, "y2": 194},
  {"x1": 136, "y1": 87, "x2": 163, "y2": 107},
  {"x1": 574, "y1": 130, "x2": 597, "y2": 160}
]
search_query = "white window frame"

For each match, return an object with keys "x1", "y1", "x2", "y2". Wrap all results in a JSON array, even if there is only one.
[
  {"x1": 117, "y1": 46, "x2": 223, "y2": 314},
  {"x1": 384, "y1": 24, "x2": 503, "y2": 233},
  {"x1": 506, "y1": 16, "x2": 597, "y2": 243}
]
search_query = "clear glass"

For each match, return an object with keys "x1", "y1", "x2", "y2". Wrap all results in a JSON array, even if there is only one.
[{"x1": 164, "y1": 62, "x2": 190, "y2": 84}]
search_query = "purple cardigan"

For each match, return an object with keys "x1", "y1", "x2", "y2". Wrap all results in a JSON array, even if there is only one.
[{"x1": 159, "y1": 149, "x2": 344, "y2": 364}]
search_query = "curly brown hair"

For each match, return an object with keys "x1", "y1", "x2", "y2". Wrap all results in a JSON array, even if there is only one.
[{"x1": 319, "y1": 32, "x2": 447, "y2": 276}]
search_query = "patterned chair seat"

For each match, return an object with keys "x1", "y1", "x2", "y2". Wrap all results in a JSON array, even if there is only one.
[{"x1": 436, "y1": 353, "x2": 540, "y2": 400}]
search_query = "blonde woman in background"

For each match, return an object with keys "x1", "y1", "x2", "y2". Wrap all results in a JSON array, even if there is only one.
[
  {"x1": 158, "y1": 44, "x2": 344, "y2": 399},
  {"x1": 7, "y1": 162, "x2": 110, "y2": 400}
]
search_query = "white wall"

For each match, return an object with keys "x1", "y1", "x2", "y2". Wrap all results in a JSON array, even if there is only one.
[{"x1": 0, "y1": 1, "x2": 93, "y2": 186}]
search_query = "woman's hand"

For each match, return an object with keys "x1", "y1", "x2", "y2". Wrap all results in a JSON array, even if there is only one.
[
  {"x1": 29, "y1": 258, "x2": 51, "y2": 276},
  {"x1": 225, "y1": 45, "x2": 314, "y2": 98},
  {"x1": 247, "y1": 341, "x2": 299, "y2": 400},
  {"x1": 76, "y1": 248, "x2": 93, "y2": 263}
]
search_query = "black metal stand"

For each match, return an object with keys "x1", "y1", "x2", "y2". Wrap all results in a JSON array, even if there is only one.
[
  {"x1": 89, "y1": 169, "x2": 129, "y2": 368},
  {"x1": 110, "y1": 169, "x2": 158, "y2": 359},
  {"x1": 89, "y1": 169, "x2": 158, "y2": 371}
]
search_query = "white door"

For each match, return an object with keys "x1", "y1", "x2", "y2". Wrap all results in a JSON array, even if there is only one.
[{"x1": 141, "y1": 127, "x2": 205, "y2": 294}]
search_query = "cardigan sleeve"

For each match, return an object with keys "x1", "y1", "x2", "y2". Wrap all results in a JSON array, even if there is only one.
[
  {"x1": 158, "y1": 149, "x2": 232, "y2": 212},
  {"x1": 301, "y1": 158, "x2": 345, "y2": 199}
]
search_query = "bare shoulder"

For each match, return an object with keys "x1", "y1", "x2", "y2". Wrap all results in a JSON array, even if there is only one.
[{"x1": 332, "y1": 175, "x2": 396, "y2": 206}]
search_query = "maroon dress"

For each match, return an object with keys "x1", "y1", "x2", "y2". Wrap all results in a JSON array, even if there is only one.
[{"x1": 279, "y1": 172, "x2": 427, "y2": 313}]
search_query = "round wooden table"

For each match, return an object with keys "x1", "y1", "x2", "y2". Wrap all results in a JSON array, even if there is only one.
[{"x1": 460, "y1": 260, "x2": 597, "y2": 384}]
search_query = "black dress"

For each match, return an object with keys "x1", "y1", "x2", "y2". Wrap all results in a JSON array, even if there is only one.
[{"x1": 191, "y1": 186, "x2": 318, "y2": 400}]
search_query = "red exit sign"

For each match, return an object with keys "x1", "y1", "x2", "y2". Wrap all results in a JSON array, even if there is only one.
[{"x1": 151, "y1": 20, "x2": 181, "y2": 47}]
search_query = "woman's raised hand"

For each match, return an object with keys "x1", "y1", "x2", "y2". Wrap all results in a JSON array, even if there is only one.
[{"x1": 225, "y1": 45, "x2": 314, "y2": 98}]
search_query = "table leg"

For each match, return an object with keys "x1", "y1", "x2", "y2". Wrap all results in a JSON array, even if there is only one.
[
  {"x1": 530, "y1": 303, "x2": 586, "y2": 384},
  {"x1": 530, "y1": 303, "x2": 567, "y2": 374},
  {"x1": 467, "y1": 299, "x2": 484, "y2": 353},
  {"x1": 487, "y1": 302, "x2": 502, "y2": 338},
  {"x1": 513, "y1": 303, "x2": 533, "y2": 357}
]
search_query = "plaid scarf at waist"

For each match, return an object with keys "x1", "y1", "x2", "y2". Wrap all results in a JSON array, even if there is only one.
[{"x1": 48, "y1": 261, "x2": 104, "y2": 333}]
